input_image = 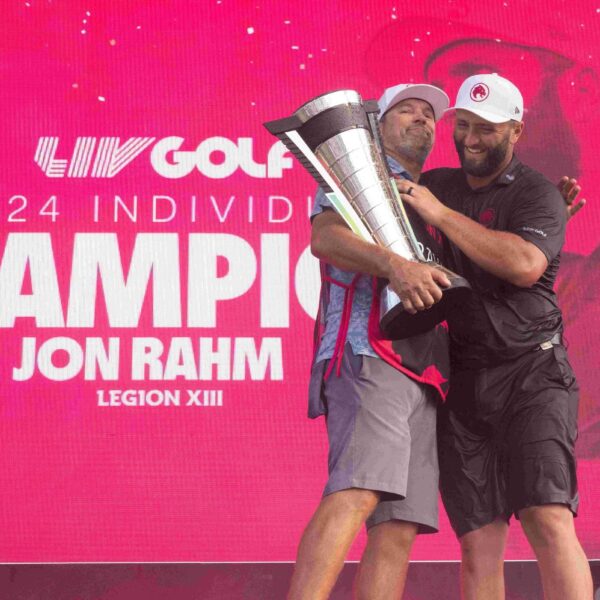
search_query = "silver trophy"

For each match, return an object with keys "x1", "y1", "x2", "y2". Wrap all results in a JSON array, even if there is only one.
[{"x1": 264, "y1": 90, "x2": 470, "y2": 339}]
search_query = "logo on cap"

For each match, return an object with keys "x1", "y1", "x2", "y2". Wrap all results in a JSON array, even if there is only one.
[{"x1": 470, "y1": 83, "x2": 489, "y2": 102}]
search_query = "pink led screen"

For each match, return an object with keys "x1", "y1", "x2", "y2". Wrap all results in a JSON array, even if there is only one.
[{"x1": 1, "y1": 0, "x2": 599, "y2": 562}]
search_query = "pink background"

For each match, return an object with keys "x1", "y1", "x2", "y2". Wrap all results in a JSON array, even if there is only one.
[{"x1": 1, "y1": 0, "x2": 599, "y2": 562}]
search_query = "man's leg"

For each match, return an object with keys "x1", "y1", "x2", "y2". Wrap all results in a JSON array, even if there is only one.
[
  {"x1": 459, "y1": 519, "x2": 509, "y2": 600},
  {"x1": 288, "y1": 488, "x2": 380, "y2": 600},
  {"x1": 355, "y1": 381, "x2": 438, "y2": 600},
  {"x1": 438, "y1": 401, "x2": 507, "y2": 600},
  {"x1": 519, "y1": 504, "x2": 592, "y2": 600},
  {"x1": 355, "y1": 520, "x2": 418, "y2": 600},
  {"x1": 292, "y1": 349, "x2": 429, "y2": 599},
  {"x1": 505, "y1": 344, "x2": 589, "y2": 598}
]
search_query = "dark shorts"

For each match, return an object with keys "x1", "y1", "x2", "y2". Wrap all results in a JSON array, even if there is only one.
[
  {"x1": 438, "y1": 342, "x2": 579, "y2": 538},
  {"x1": 309, "y1": 345, "x2": 439, "y2": 534}
]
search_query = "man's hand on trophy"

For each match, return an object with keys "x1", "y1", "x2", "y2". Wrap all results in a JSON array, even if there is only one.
[
  {"x1": 558, "y1": 176, "x2": 586, "y2": 220},
  {"x1": 395, "y1": 180, "x2": 450, "y2": 228},
  {"x1": 386, "y1": 255, "x2": 451, "y2": 314}
]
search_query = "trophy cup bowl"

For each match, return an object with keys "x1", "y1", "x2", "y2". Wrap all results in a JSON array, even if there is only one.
[{"x1": 264, "y1": 89, "x2": 470, "y2": 339}]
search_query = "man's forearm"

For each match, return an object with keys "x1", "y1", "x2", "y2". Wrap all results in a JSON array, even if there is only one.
[
  {"x1": 311, "y1": 209, "x2": 451, "y2": 312},
  {"x1": 437, "y1": 207, "x2": 546, "y2": 287},
  {"x1": 397, "y1": 179, "x2": 549, "y2": 287},
  {"x1": 311, "y1": 213, "x2": 398, "y2": 278}
]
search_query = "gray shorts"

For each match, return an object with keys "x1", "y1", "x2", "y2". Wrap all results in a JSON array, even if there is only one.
[{"x1": 309, "y1": 345, "x2": 439, "y2": 533}]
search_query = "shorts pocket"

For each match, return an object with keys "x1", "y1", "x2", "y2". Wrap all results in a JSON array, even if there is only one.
[
  {"x1": 346, "y1": 348, "x2": 366, "y2": 379},
  {"x1": 551, "y1": 345, "x2": 576, "y2": 389},
  {"x1": 308, "y1": 359, "x2": 328, "y2": 418}
]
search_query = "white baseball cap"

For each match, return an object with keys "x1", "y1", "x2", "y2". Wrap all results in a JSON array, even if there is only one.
[
  {"x1": 447, "y1": 73, "x2": 524, "y2": 123},
  {"x1": 378, "y1": 83, "x2": 449, "y2": 121}
]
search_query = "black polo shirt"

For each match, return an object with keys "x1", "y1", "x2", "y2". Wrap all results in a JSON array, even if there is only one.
[{"x1": 421, "y1": 156, "x2": 567, "y2": 370}]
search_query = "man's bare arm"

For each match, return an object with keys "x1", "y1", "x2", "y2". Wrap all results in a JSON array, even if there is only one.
[
  {"x1": 311, "y1": 209, "x2": 450, "y2": 313},
  {"x1": 311, "y1": 209, "x2": 390, "y2": 275},
  {"x1": 434, "y1": 207, "x2": 546, "y2": 287},
  {"x1": 397, "y1": 181, "x2": 548, "y2": 287}
]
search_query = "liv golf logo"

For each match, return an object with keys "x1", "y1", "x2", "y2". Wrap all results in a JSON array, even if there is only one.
[{"x1": 34, "y1": 136, "x2": 293, "y2": 179}]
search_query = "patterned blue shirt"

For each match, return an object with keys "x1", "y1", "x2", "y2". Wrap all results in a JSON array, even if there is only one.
[{"x1": 311, "y1": 156, "x2": 413, "y2": 361}]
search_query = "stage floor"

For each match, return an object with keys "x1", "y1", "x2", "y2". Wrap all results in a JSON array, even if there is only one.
[{"x1": 2, "y1": 562, "x2": 599, "y2": 599}]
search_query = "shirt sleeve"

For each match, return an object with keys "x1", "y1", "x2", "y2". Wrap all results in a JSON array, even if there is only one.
[
  {"x1": 310, "y1": 186, "x2": 334, "y2": 220},
  {"x1": 507, "y1": 180, "x2": 566, "y2": 263}
]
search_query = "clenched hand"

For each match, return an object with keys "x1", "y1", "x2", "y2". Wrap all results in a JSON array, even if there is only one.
[{"x1": 386, "y1": 254, "x2": 451, "y2": 314}]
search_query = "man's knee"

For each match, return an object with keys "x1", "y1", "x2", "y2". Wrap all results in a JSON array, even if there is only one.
[
  {"x1": 367, "y1": 519, "x2": 418, "y2": 555},
  {"x1": 519, "y1": 504, "x2": 575, "y2": 550},
  {"x1": 322, "y1": 488, "x2": 380, "y2": 520},
  {"x1": 459, "y1": 520, "x2": 508, "y2": 572}
]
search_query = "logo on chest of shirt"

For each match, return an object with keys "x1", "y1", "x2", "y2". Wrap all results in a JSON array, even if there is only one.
[
  {"x1": 425, "y1": 223, "x2": 443, "y2": 245},
  {"x1": 479, "y1": 208, "x2": 496, "y2": 227}
]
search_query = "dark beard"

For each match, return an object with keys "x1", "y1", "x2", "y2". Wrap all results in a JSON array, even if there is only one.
[{"x1": 454, "y1": 135, "x2": 509, "y2": 177}]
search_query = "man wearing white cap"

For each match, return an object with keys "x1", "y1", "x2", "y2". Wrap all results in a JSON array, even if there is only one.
[
  {"x1": 288, "y1": 83, "x2": 454, "y2": 600},
  {"x1": 397, "y1": 73, "x2": 592, "y2": 599}
]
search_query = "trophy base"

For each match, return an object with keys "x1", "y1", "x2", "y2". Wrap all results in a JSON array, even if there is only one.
[{"x1": 379, "y1": 267, "x2": 471, "y2": 340}]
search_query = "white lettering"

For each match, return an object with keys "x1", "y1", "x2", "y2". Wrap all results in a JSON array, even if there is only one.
[
  {"x1": 199, "y1": 337, "x2": 231, "y2": 380},
  {"x1": 187, "y1": 234, "x2": 256, "y2": 327},
  {"x1": 232, "y1": 337, "x2": 283, "y2": 380},
  {"x1": 0, "y1": 233, "x2": 64, "y2": 327},
  {"x1": 294, "y1": 244, "x2": 320, "y2": 319},
  {"x1": 267, "y1": 141, "x2": 293, "y2": 178},
  {"x1": 14, "y1": 337, "x2": 120, "y2": 381},
  {"x1": 132, "y1": 337, "x2": 164, "y2": 380},
  {"x1": 268, "y1": 195, "x2": 293, "y2": 223},
  {"x1": 37, "y1": 337, "x2": 83, "y2": 381},
  {"x1": 66, "y1": 233, "x2": 181, "y2": 327},
  {"x1": 34, "y1": 137, "x2": 155, "y2": 178},
  {"x1": 260, "y1": 234, "x2": 289, "y2": 327},
  {"x1": 152, "y1": 195, "x2": 177, "y2": 222}
]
